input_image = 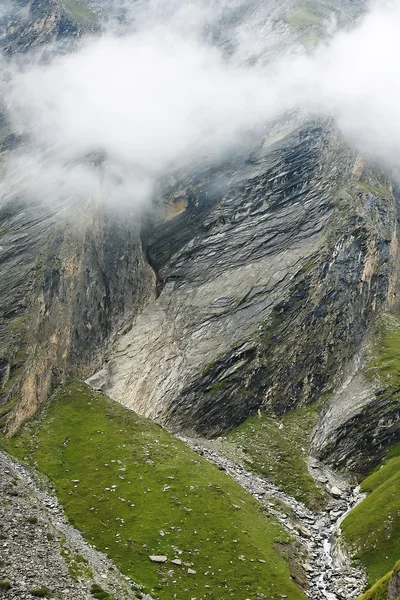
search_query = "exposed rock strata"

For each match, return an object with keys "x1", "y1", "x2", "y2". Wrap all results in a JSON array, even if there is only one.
[{"x1": 94, "y1": 121, "x2": 399, "y2": 439}]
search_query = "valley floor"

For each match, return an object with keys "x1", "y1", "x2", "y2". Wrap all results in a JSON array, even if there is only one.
[{"x1": 1, "y1": 382, "x2": 399, "y2": 600}]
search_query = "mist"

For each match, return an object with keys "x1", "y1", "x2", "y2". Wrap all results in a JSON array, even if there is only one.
[{"x1": 1, "y1": 0, "x2": 400, "y2": 208}]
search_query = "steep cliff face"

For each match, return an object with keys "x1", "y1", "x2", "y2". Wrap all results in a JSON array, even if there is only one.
[
  {"x1": 0, "y1": 197, "x2": 154, "y2": 434},
  {"x1": 312, "y1": 312, "x2": 400, "y2": 473},
  {"x1": 92, "y1": 119, "x2": 399, "y2": 438},
  {"x1": 0, "y1": 0, "x2": 155, "y2": 433}
]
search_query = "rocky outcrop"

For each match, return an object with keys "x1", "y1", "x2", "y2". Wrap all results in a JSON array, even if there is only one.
[
  {"x1": 311, "y1": 312, "x2": 400, "y2": 473},
  {"x1": 0, "y1": 0, "x2": 99, "y2": 56},
  {"x1": 93, "y1": 119, "x2": 399, "y2": 437},
  {"x1": 312, "y1": 375, "x2": 400, "y2": 473},
  {"x1": 387, "y1": 562, "x2": 400, "y2": 600}
]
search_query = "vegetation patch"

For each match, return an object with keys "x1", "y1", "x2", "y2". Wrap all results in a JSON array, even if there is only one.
[
  {"x1": 60, "y1": 544, "x2": 93, "y2": 582},
  {"x1": 283, "y1": 9, "x2": 322, "y2": 29},
  {"x1": 215, "y1": 406, "x2": 326, "y2": 510},
  {"x1": 365, "y1": 314, "x2": 400, "y2": 388},
  {"x1": 0, "y1": 580, "x2": 12, "y2": 590},
  {"x1": 90, "y1": 582, "x2": 115, "y2": 600},
  {"x1": 358, "y1": 181, "x2": 390, "y2": 199},
  {"x1": 30, "y1": 587, "x2": 51, "y2": 598},
  {"x1": 357, "y1": 569, "x2": 393, "y2": 600},
  {"x1": 3, "y1": 381, "x2": 306, "y2": 600},
  {"x1": 342, "y1": 445, "x2": 400, "y2": 584},
  {"x1": 62, "y1": 0, "x2": 98, "y2": 22},
  {"x1": 27, "y1": 516, "x2": 38, "y2": 524}
]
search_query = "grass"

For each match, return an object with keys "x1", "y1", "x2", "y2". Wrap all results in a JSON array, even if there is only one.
[
  {"x1": 90, "y1": 583, "x2": 115, "y2": 600},
  {"x1": 63, "y1": 0, "x2": 98, "y2": 23},
  {"x1": 30, "y1": 588, "x2": 50, "y2": 598},
  {"x1": 0, "y1": 580, "x2": 11, "y2": 591},
  {"x1": 218, "y1": 407, "x2": 326, "y2": 510},
  {"x1": 282, "y1": 9, "x2": 322, "y2": 30},
  {"x1": 3, "y1": 381, "x2": 306, "y2": 600},
  {"x1": 342, "y1": 446, "x2": 400, "y2": 585},
  {"x1": 357, "y1": 569, "x2": 393, "y2": 600},
  {"x1": 27, "y1": 516, "x2": 38, "y2": 524},
  {"x1": 358, "y1": 182, "x2": 390, "y2": 199},
  {"x1": 365, "y1": 314, "x2": 400, "y2": 388}
]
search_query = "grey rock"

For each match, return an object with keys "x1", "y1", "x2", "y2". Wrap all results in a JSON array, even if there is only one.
[
  {"x1": 149, "y1": 555, "x2": 168, "y2": 563},
  {"x1": 388, "y1": 567, "x2": 400, "y2": 600},
  {"x1": 329, "y1": 486, "x2": 343, "y2": 499}
]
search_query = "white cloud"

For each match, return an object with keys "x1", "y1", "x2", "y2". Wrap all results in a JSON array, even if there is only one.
[{"x1": 1, "y1": 0, "x2": 400, "y2": 208}]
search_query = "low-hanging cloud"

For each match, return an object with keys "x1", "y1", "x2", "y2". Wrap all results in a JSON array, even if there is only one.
[{"x1": 1, "y1": 0, "x2": 400, "y2": 208}]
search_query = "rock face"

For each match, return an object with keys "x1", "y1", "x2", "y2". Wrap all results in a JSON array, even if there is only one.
[
  {"x1": 0, "y1": 198, "x2": 155, "y2": 434},
  {"x1": 311, "y1": 311, "x2": 400, "y2": 473},
  {"x1": 387, "y1": 563, "x2": 400, "y2": 600},
  {"x1": 94, "y1": 119, "x2": 400, "y2": 438},
  {"x1": 1, "y1": 0, "x2": 400, "y2": 473}
]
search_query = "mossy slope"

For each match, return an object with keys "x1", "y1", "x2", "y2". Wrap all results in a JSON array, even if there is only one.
[
  {"x1": 356, "y1": 570, "x2": 392, "y2": 600},
  {"x1": 217, "y1": 407, "x2": 326, "y2": 510},
  {"x1": 357, "y1": 560, "x2": 400, "y2": 600},
  {"x1": 342, "y1": 444, "x2": 400, "y2": 585},
  {"x1": 4, "y1": 382, "x2": 306, "y2": 600},
  {"x1": 365, "y1": 314, "x2": 400, "y2": 389}
]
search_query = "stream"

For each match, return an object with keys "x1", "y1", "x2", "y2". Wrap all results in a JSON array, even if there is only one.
[{"x1": 178, "y1": 436, "x2": 368, "y2": 600}]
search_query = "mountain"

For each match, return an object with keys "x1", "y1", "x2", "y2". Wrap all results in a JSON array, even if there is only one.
[{"x1": 0, "y1": 1, "x2": 400, "y2": 600}]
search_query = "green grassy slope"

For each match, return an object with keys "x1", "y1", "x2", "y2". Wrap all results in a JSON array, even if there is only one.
[
  {"x1": 218, "y1": 407, "x2": 326, "y2": 510},
  {"x1": 342, "y1": 446, "x2": 400, "y2": 585},
  {"x1": 357, "y1": 560, "x2": 400, "y2": 600},
  {"x1": 3, "y1": 382, "x2": 306, "y2": 600},
  {"x1": 63, "y1": 0, "x2": 98, "y2": 22},
  {"x1": 365, "y1": 314, "x2": 400, "y2": 388}
]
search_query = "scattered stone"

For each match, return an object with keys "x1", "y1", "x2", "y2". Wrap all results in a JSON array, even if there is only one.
[
  {"x1": 329, "y1": 486, "x2": 343, "y2": 499},
  {"x1": 149, "y1": 555, "x2": 168, "y2": 563},
  {"x1": 296, "y1": 524, "x2": 312, "y2": 539},
  {"x1": 0, "y1": 450, "x2": 147, "y2": 600}
]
